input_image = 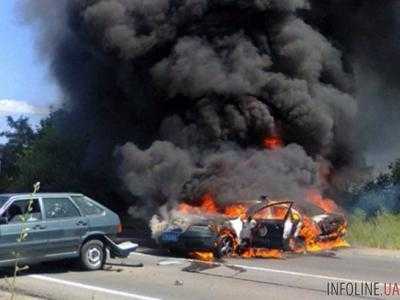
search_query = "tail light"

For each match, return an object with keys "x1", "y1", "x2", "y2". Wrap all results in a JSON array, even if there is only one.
[{"x1": 117, "y1": 223, "x2": 123, "y2": 234}]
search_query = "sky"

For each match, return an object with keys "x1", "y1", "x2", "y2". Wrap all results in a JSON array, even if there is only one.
[{"x1": 0, "y1": 1, "x2": 59, "y2": 139}]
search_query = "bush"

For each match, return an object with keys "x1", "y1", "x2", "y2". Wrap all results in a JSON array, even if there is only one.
[{"x1": 347, "y1": 210, "x2": 400, "y2": 249}]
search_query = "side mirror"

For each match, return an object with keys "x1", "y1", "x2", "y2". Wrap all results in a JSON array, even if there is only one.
[{"x1": 0, "y1": 216, "x2": 8, "y2": 225}]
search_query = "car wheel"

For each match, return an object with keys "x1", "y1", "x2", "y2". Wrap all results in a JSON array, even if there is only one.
[
  {"x1": 80, "y1": 239, "x2": 106, "y2": 271},
  {"x1": 214, "y1": 235, "x2": 236, "y2": 259}
]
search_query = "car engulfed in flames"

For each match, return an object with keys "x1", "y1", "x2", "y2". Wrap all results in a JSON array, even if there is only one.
[{"x1": 158, "y1": 193, "x2": 349, "y2": 261}]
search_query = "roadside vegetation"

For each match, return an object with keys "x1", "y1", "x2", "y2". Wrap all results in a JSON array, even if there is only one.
[
  {"x1": 5, "y1": 182, "x2": 40, "y2": 300},
  {"x1": 346, "y1": 159, "x2": 400, "y2": 250},
  {"x1": 0, "y1": 112, "x2": 89, "y2": 192},
  {"x1": 0, "y1": 111, "x2": 122, "y2": 211},
  {"x1": 347, "y1": 211, "x2": 400, "y2": 250}
]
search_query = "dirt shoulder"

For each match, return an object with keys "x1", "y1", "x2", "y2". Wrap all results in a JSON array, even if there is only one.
[{"x1": 340, "y1": 247, "x2": 400, "y2": 259}]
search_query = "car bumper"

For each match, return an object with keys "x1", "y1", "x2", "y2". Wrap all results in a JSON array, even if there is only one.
[
  {"x1": 160, "y1": 230, "x2": 218, "y2": 252},
  {"x1": 104, "y1": 236, "x2": 138, "y2": 258}
]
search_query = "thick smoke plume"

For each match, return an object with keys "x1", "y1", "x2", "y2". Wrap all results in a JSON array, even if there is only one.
[{"x1": 18, "y1": 1, "x2": 400, "y2": 221}]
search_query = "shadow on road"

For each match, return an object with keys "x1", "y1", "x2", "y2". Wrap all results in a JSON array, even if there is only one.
[{"x1": 0, "y1": 260, "x2": 81, "y2": 277}]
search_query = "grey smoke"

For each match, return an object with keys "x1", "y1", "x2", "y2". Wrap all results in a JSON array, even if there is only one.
[
  {"x1": 181, "y1": 143, "x2": 319, "y2": 203},
  {"x1": 152, "y1": 33, "x2": 272, "y2": 98},
  {"x1": 273, "y1": 17, "x2": 352, "y2": 93},
  {"x1": 17, "y1": 0, "x2": 400, "y2": 220},
  {"x1": 118, "y1": 141, "x2": 196, "y2": 209}
]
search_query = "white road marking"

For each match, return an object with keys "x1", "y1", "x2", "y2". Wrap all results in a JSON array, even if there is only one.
[
  {"x1": 131, "y1": 251, "x2": 384, "y2": 285},
  {"x1": 231, "y1": 264, "x2": 384, "y2": 285},
  {"x1": 29, "y1": 274, "x2": 162, "y2": 300}
]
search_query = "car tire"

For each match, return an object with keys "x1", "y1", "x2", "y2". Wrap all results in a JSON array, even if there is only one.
[
  {"x1": 80, "y1": 239, "x2": 106, "y2": 271},
  {"x1": 214, "y1": 235, "x2": 236, "y2": 259}
]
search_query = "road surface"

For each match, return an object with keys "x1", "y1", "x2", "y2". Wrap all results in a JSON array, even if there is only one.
[{"x1": 0, "y1": 248, "x2": 399, "y2": 300}]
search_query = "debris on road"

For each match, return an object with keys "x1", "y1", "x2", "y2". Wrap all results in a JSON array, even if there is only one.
[
  {"x1": 103, "y1": 265, "x2": 124, "y2": 272},
  {"x1": 105, "y1": 261, "x2": 144, "y2": 269},
  {"x1": 182, "y1": 261, "x2": 220, "y2": 273},
  {"x1": 157, "y1": 260, "x2": 183, "y2": 266},
  {"x1": 174, "y1": 280, "x2": 183, "y2": 286}
]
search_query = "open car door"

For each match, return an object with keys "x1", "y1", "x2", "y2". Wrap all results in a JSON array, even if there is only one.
[{"x1": 249, "y1": 201, "x2": 298, "y2": 250}]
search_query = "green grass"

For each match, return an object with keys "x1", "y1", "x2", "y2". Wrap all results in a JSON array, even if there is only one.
[{"x1": 347, "y1": 211, "x2": 400, "y2": 250}]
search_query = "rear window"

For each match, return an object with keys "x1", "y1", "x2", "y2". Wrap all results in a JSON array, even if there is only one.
[{"x1": 71, "y1": 196, "x2": 105, "y2": 216}]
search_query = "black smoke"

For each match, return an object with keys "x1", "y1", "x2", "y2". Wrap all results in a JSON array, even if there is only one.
[{"x1": 18, "y1": 1, "x2": 400, "y2": 219}]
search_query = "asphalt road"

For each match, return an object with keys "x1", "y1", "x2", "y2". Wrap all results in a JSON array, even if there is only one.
[{"x1": 0, "y1": 248, "x2": 399, "y2": 300}]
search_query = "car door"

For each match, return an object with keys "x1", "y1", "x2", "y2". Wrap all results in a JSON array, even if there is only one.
[
  {"x1": 0, "y1": 198, "x2": 47, "y2": 263},
  {"x1": 42, "y1": 196, "x2": 89, "y2": 256}
]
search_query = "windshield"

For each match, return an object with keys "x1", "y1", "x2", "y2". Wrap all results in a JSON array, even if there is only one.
[
  {"x1": 253, "y1": 205, "x2": 289, "y2": 220},
  {"x1": 250, "y1": 201, "x2": 294, "y2": 221}
]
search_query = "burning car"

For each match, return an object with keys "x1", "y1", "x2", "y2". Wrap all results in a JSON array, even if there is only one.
[{"x1": 159, "y1": 198, "x2": 347, "y2": 259}]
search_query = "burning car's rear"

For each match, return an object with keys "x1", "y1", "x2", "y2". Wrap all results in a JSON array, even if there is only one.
[
  {"x1": 160, "y1": 221, "x2": 219, "y2": 251},
  {"x1": 313, "y1": 214, "x2": 347, "y2": 238}
]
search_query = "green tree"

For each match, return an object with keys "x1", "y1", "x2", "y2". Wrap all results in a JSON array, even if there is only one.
[
  {"x1": 353, "y1": 158, "x2": 400, "y2": 216},
  {"x1": 13, "y1": 111, "x2": 89, "y2": 192},
  {"x1": 0, "y1": 116, "x2": 35, "y2": 190},
  {"x1": 389, "y1": 159, "x2": 400, "y2": 184}
]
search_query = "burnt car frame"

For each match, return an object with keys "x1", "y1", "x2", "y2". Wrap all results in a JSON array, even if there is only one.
[{"x1": 159, "y1": 201, "x2": 346, "y2": 258}]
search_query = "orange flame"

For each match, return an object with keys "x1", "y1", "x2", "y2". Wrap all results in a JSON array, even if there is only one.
[
  {"x1": 299, "y1": 214, "x2": 348, "y2": 252},
  {"x1": 178, "y1": 193, "x2": 248, "y2": 219},
  {"x1": 200, "y1": 193, "x2": 219, "y2": 213},
  {"x1": 224, "y1": 204, "x2": 247, "y2": 219},
  {"x1": 253, "y1": 203, "x2": 288, "y2": 220},
  {"x1": 189, "y1": 251, "x2": 214, "y2": 261},
  {"x1": 178, "y1": 193, "x2": 219, "y2": 215},
  {"x1": 306, "y1": 238, "x2": 350, "y2": 253},
  {"x1": 241, "y1": 248, "x2": 282, "y2": 259},
  {"x1": 306, "y1": 189, "x2": 338, "y2": 213},
  {"x1": 299, "y1": 215, "x2": 321, "y2": 251},
  {"x1": 177, "y1": 202, "x2": 198, "y2": 214},
  {"x1": 263, "y1": 135, "x2": 283, "y2": 150}
]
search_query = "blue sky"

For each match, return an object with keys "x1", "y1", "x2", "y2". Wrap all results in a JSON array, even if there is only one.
[{"x1": 0, "y1": 1, "x2": 59, "y2": 138}]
